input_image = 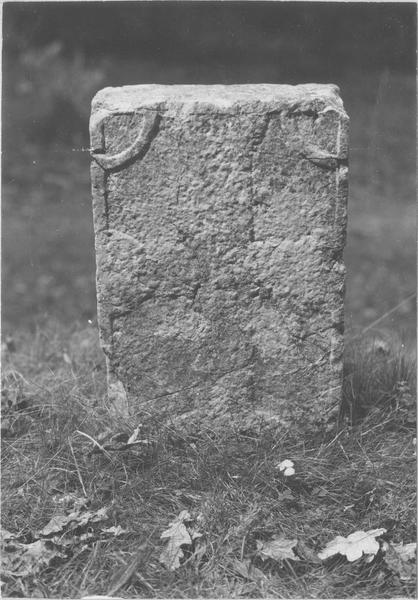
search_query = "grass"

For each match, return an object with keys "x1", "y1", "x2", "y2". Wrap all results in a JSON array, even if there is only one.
[{"x1": 1, "y1": 323, "x2": 416, "y2": 598}]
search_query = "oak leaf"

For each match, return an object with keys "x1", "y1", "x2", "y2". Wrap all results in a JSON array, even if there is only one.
[{"x1": 159, "y1": 510, "x2": 192, "y2": 571}]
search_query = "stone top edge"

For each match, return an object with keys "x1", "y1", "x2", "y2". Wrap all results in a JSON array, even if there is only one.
[{"x1": 91, "y1": 83, "x2": 347, "y2": 115}]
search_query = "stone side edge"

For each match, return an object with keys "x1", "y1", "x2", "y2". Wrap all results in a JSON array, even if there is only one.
[
  {"x1": 327, "y1": 108, "x2": 349, "y2": 423},
  {"x1": 90, "y1": 108, "x2": 130, "y2": 416}
]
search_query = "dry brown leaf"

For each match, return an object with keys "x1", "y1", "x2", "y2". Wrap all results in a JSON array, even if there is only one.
[
  {"x1": 160, "y1": 510, "x2": 192, "y2": 571},
  {"x1": 383, "y1": 542, "x2": 416, "y2": 581},
  {"x1": 1, "y1": 539, "x2": 64, "y2": 578},
  {"x1": 39, "y1": 506, "x2": 108, "y2": 537},
  {"x1": 39, "y1": 513, "x2": 78, "y2": 536},
  {"x1": 256, "y1": 535, "x2": 300, "y2": 562}
]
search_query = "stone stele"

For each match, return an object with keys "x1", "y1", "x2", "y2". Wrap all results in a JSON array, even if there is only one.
[{"x1": 90, "y1": 84, "x2": 348, "y2": 431}]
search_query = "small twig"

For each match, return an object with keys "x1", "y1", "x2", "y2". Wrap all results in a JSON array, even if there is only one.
[
  {"x1": 337, "y1": 441, "x2": 350, "y2": 462},
  {"x1": 360, "y1": 418, "x2": 394, "y2": 437},
  {"x1": 315, "y1": 429, "x2": 346, "y2": 457},
  {"x1": 348, "y1": 292, "x2": 416, "y2": 341},
  {"x1": 68, "y1": 438, "x2": 87, "y2": 497},
  {"x1": 75, "y1": 430, "x2": 113, "y2": 460},
  {"x1": 240, "y1": 534, "x2": 247, "y2": 561}
]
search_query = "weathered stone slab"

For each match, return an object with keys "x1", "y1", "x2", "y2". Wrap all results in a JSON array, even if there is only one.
[{"x1": 90, "y1": 84, "x2": 348, "y2": 431}]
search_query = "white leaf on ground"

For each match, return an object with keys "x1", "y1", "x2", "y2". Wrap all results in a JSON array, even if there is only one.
[
  {"x1": 160, "y1": 510, "x2": 192, "y2": 570},
  {"x1": 256, "y1": 535, "x2": 300, "y2": 562},
  {"x1": 127, "y1": 426, "x2": 142, "y2": 444},
  {"x1": 277, "y1": 460, "x2": 295, "y2": 476},
  {"x1": 318, "y1": 528, "x2": 386, "y2": 562},
  {"x1": 382, "y1": 541, "x2": 416, "y2": 581},
  {"x1": 189, "y1": 528, "x2": 202, "y2": 541},
  {"x1": 283, "y1": 467, "x2": 295, "y2": 476},
  {"x1": 278, "y1": 459, "x2": 294, "y2": 470},
  {"x1": 392, "y1": 542, "x2": 417, "y2": 561}
]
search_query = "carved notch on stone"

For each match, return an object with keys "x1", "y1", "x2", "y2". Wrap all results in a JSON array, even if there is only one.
[{"x1": 90, "y1": 111, "x2": 161, "y2": 171}]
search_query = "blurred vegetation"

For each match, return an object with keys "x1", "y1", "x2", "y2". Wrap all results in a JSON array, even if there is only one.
[
  {"x1": 4, "y1": 2, "x2": 416, "y2": 72},
  {"x1": 2, "y1": 3, "x2": 416, "y2": 347}
]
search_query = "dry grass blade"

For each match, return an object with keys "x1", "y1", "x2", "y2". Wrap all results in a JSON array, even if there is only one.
[
  {"x1": 107, "y1": 543, "x2": 155, "y2": 596},
  {"x1": 75, "y1": 430, "x2": 113, "y2": 461},
  {"x1": 68, "y1": 437, "x2": 87, "y2": 497}
]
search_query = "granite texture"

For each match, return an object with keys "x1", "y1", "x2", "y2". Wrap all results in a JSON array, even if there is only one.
[{"x1": 90, "y1": 84, "x2": 349, "y2": 430}]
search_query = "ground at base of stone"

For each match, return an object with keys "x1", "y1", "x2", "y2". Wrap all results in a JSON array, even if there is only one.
[{"x1": 1, "y1": 324, "x2": 416, "y2": 599}]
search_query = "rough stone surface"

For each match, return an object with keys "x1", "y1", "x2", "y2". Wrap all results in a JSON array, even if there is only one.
[{"x1": 90, "y1": 84, "x2": 348, "y2": 431}]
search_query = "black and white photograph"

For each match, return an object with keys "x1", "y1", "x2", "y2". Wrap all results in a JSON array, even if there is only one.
[{"x1": 1, "y1": 1, "x2": 416, "y2": 597}]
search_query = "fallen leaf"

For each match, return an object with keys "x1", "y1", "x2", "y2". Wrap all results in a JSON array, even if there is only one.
[
  {"x1": 277, "y1": 460, "x2": 295, "y2": 477},
  {"x1": 160, "y1": 510, "x2": 192, "y2": 570},
  {"x1": 127, "y1": 426, "x2": 142, "y2": 444},
  {"x1": 296, "y1": 539, "x2": 322, "y2": 564},
  {"x1": 76, "y1": 507, "x2": 109, "y2": 526},
  {"x1": 277, "y1": 489, "x2": 294, "y2": 501},
  {"x1": 1, "y1": 528, "x2": 17, "y2": 542},
  {"x1": 1, "y1": 539, "x2": 64, "y2": 578},
  {"x1": 256, "y1": 535, "x2": 300, "y2": 562},
  {"x1": 382, "y1": 542, "x2": 416, "y2": 581},
  {"x1": 39, "y1": 506, "x2": 108, "y2": 537},
  {"x1": 39, "y1": 513, "x2": 77, "y2": 536},
  {"x1": 392, "y1": 542, "x2": 417, "y2": 561},
  {"x1": 318, "y1": 528, "x2": 386, "y2": 562}
]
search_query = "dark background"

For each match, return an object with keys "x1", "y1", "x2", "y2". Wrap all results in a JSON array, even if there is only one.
[
  {"x1": 2, "y1": 2, "x2": 416, "y2": 348},
  {"x1": 4, "y1": 2, "x2": 416, "y2": 72}
]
